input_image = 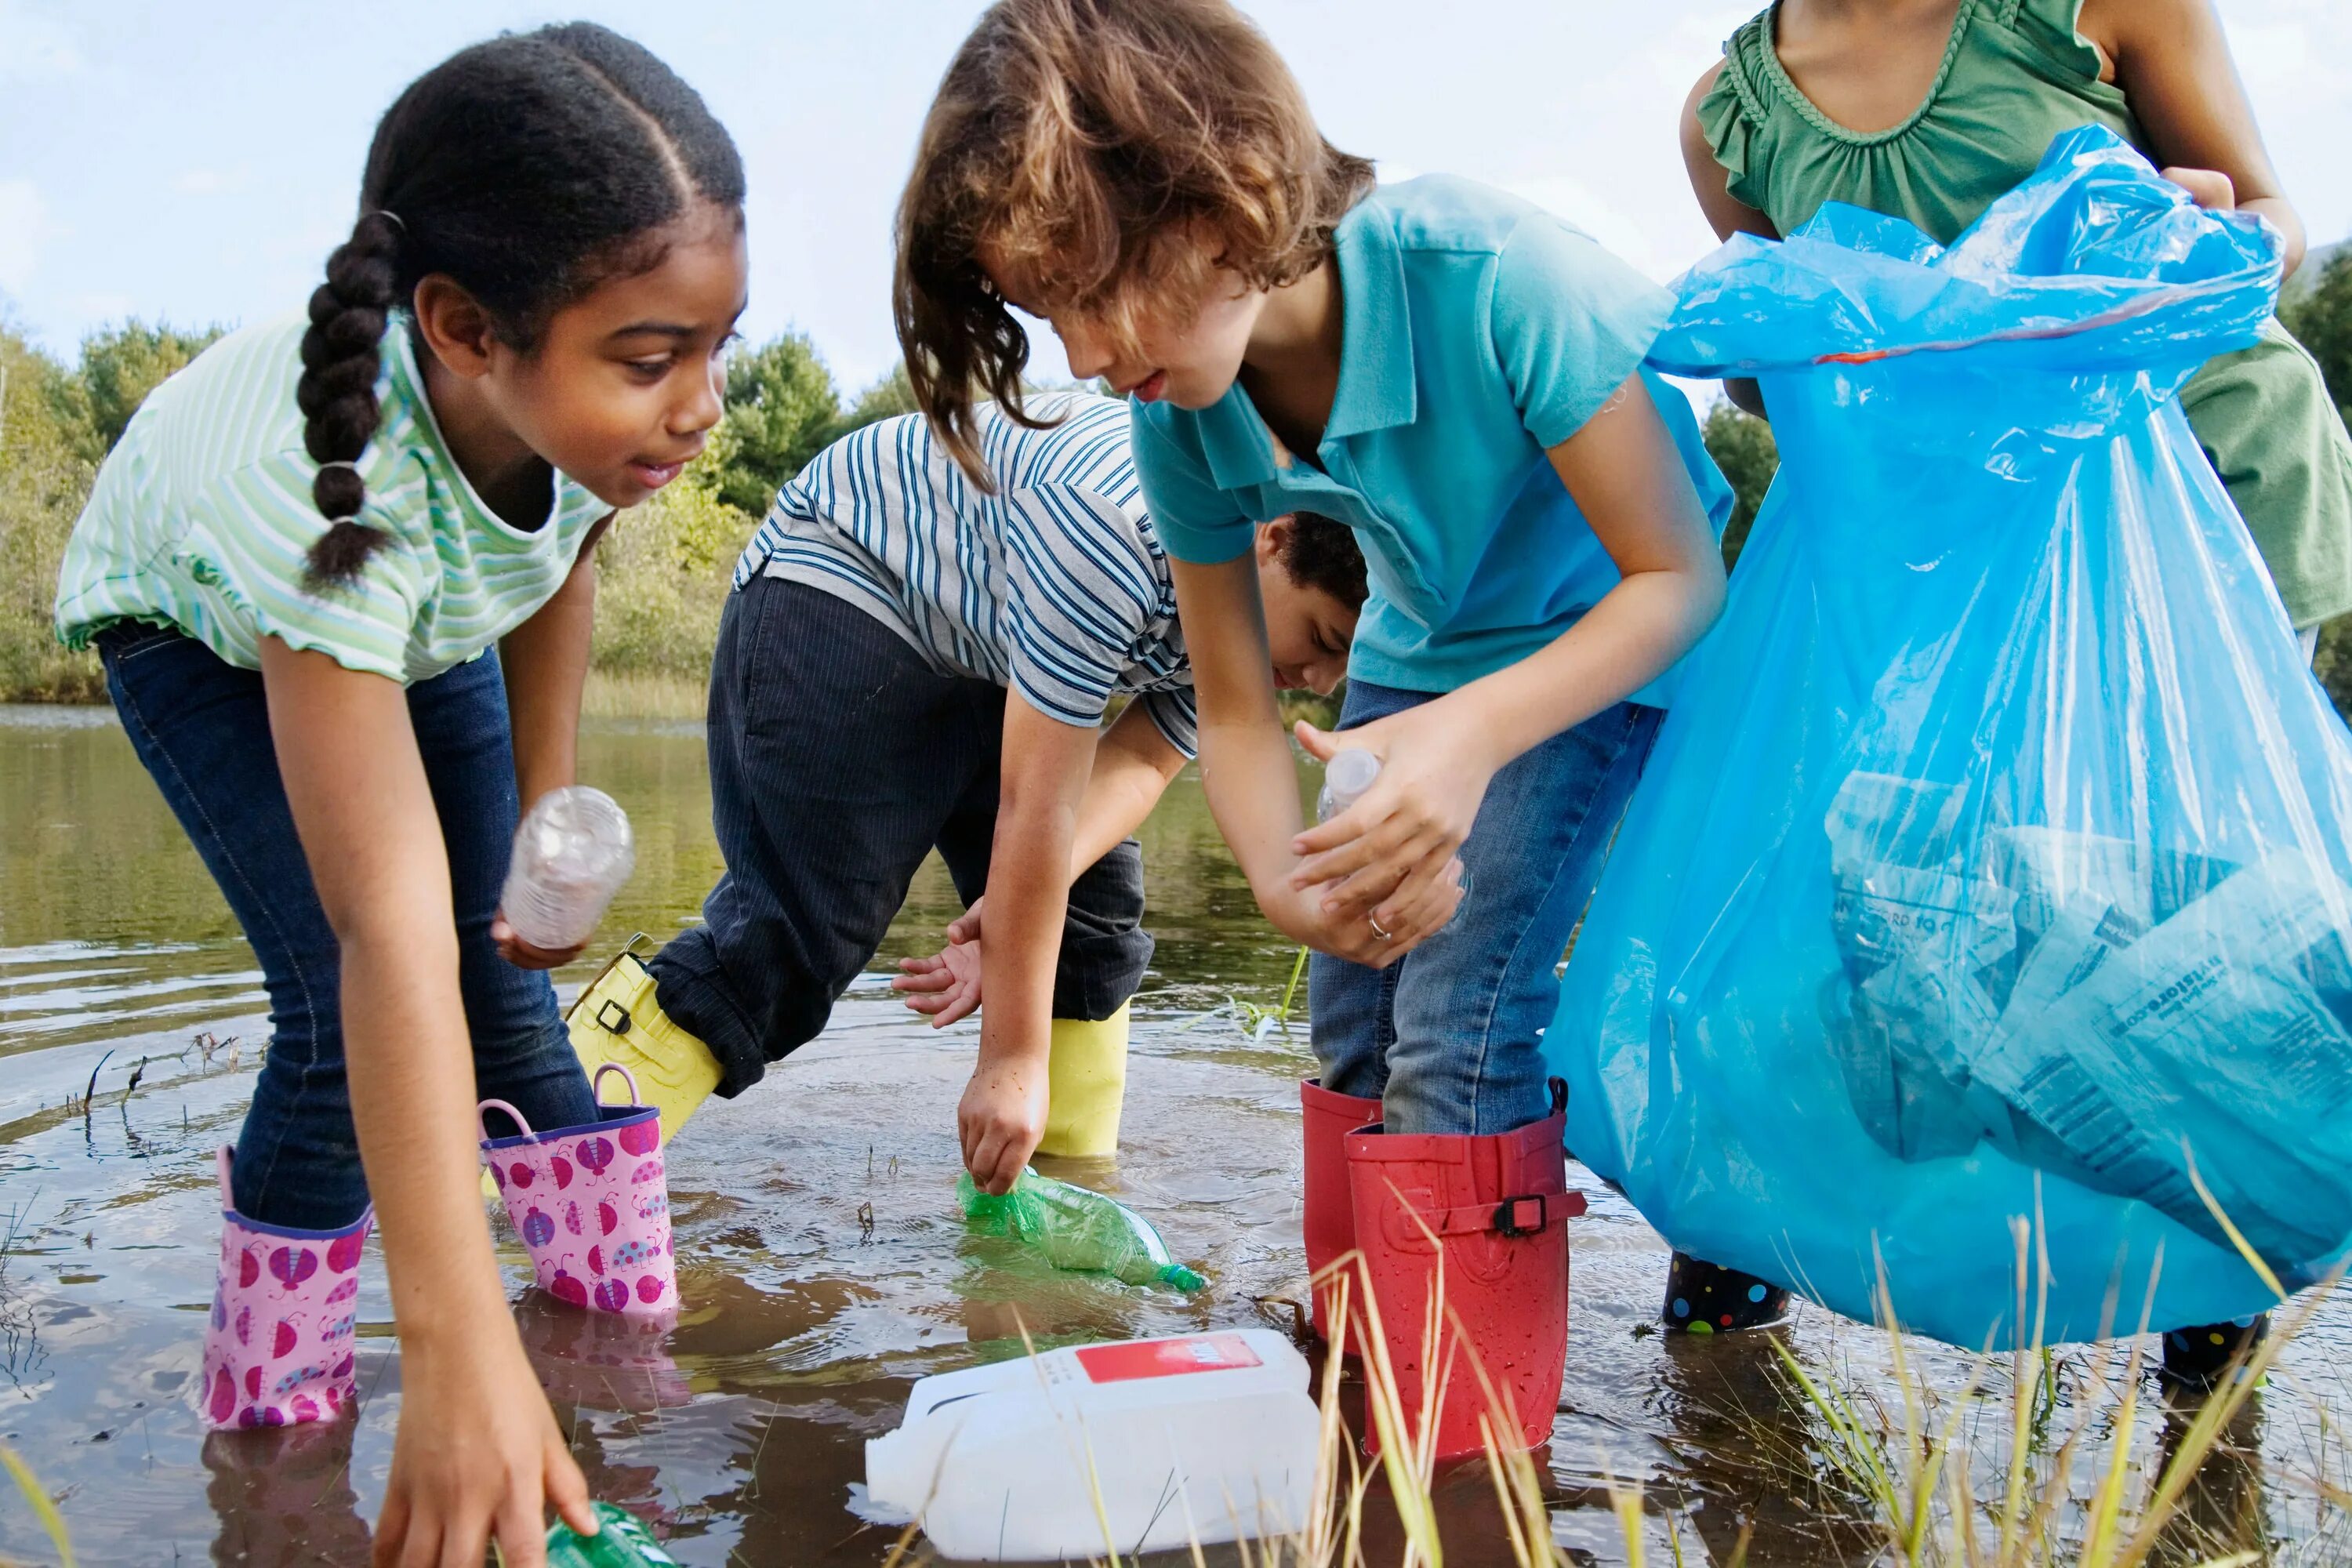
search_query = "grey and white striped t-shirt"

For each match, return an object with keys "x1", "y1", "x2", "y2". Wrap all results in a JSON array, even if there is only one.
[{"x1": 734, "y1": 391, "x2": 1196, "y2": 754}]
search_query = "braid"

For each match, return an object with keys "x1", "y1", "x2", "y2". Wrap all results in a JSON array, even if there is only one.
[
  {"x1": 296, "y1": 209, "x2": 404, "y2": 588},
  {"x1": 281, "y1": 24, "x2": 743, "y2": 593}
]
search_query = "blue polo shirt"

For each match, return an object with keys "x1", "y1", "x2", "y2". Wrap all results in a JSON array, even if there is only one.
[{"x1": 1130, "y1": 175, "x2": 1732, "y2": 700}]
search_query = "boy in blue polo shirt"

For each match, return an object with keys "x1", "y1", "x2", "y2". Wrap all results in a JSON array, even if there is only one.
[
  {"x1": 893, "y1": 0, "x2": 1733, "y2": 1457},
  {"x1": 561, "y1": 390, "x2": 1367, "y2": 1191}
]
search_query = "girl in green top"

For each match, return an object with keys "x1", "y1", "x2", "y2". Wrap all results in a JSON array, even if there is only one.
[
  {"x1": 1682, "y1": 0, "x2": 2352, "y2": 648},
  {"x1": 1675, "y1": 0, "x2": 2344, "y2": 1375},
  {"x1": 53, "y1": 25, "x2": 746, "y2": 1566}
]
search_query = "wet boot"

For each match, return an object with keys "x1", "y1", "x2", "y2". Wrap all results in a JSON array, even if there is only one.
[
  {"x1": 481, "y1": 1065, "x2": 677, "y2": 1316},
  {"x1": 565, "y1": 948, "x2": 722, "y2": 1148},
  {"x1": 1664, "y1": 1252, "x2": 1791, "y2": 1334},
  {"x1": 1036, "y1": 1004, "x2": 1131, "y2": 1158},
  {"x1": 1301, "y1": 1077, "x2": 1381, "y2": 1343},
  {"x1": 2161, "y1": 1313, "x2": 2270, "y2": 1388},
  {"x1": 198, "y1": 1149, "x2": 369, "y2": 1430},
  {"x1": 1345, "y1": 1083, "x2": 1583, "y2": 1460}
]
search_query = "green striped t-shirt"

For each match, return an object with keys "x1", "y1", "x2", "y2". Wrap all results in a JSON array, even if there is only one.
[{"x1": 55, "y1": 312, "x2": 611, "y2": 684}]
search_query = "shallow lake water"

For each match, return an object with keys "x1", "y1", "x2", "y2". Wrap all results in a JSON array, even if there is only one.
[{"x1": 2, "y1": 703, "x2": 2347, "y2": 1566}]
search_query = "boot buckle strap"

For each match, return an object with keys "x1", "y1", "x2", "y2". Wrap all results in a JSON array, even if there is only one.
[
  {"x1": 1427, "y1": 1189, "x2": 1587, "y2": 1239},
  {"x1": 595, "y1": 1000, "x2": 632, "y2": 1035}
]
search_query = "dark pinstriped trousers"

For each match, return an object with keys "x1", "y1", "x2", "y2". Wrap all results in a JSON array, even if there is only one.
[{"x1": 648, "y1": 575, "x2": 1152, "y2": 1097}]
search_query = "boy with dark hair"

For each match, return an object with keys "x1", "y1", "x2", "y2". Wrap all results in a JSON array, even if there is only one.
[{"x1": 567, "y1": 391, "x2": 1367, "y2": 1186}]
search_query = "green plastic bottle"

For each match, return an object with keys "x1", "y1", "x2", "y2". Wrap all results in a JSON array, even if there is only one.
[
  {"x1": 543, "y1": 1502, "x2": 678, "y2": 1567},
  {"x1": 959, "y1": 1168, "x2": 1207, "y2": 1292}
]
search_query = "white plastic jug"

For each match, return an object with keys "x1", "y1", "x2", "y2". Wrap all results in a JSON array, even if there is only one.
[{"x1": 863, "y1": 1330, "x2": 1321, "y2": 1561}]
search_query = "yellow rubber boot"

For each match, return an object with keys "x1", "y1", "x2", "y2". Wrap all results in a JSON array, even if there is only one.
[
  {"x1": 563, "y1": 949, "x2": 723, "y2": 1148},
  {"x1": 480, "y1": 948, "x2": 724, "y2": 1203},
  {"x1": 1036, "y1": 1003, "x2": 1131, "y2": 1158}
]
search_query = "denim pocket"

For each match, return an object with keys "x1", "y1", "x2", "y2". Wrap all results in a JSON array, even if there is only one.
[{"x1": 95, "y1": 620, "x2": 187, "y2": 669}]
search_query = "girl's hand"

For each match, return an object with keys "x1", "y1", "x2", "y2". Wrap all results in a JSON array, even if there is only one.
[
  {"x1": 895, "y1": 902, "x2": 985, "y2": 1028},
  {"x1": 2161, "y1": 165, "x2": 2236, "y2": 212},
  {"x1": 372, "y1": 1327, "x2": 593, "y2": 1568},
  {"x1": 490, "y1": 911, "x2": 588, "y2": 971},
  {"x1": 959, "y1": 1048, "x2": 1049, "y2": 1196},
  {"x1": 1262, "y1": 863, "x2": 1465, "y2": 967},
  {"x1": 1287, "y1": 704, "x2": 1498, "y2": 938}
]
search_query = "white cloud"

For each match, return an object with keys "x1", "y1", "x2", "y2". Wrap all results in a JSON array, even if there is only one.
[
  {"x1": 0, "y1": 180, "x2": 52, "y2": 294},
  {"x1": 0, "y1": 1, "x2": 78, "y2": 82}
]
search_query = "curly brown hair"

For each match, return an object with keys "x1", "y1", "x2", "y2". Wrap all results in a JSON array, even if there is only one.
[{"x1": 895, "y1": 0, "x2": 1374, "y2": 487}]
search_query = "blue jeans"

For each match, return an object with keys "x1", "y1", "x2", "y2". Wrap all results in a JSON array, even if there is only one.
[
  {"x1": 1309, "y1": 682, "x2": 1661, "y2": 1137},
  {"x1": 99, "y1": 624, "x2": 597, "y2": 1229}
]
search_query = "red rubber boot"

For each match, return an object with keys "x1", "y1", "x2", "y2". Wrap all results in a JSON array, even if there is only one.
[
  {"x1": 1345, "y1": 1085, "x2": 1582, "y2": 1460},
  {"x1": 1301, "y1": 1078, "x2": 1382, "y2": 1343}
]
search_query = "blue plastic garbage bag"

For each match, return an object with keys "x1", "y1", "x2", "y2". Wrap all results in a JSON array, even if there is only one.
[{"x1": 1547, "y1": 126, "x2": 2352, "y2": 1348}]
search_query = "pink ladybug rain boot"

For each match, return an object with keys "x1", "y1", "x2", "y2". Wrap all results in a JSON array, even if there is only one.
[
  {"x1": 481, "y1": 1064, "x2": 676, "y2": 1316},
  {"x1": 196, "y1": 1148, "x2": 370, "y2": 1430}
]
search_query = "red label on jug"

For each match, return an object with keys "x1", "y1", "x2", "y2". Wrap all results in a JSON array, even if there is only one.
[{"x1": 1076, "y1": 1334, "x2": 1262, "y2": 1384}]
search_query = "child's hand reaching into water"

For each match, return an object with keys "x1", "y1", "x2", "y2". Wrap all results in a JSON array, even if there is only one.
[
  {"x1": 959, "y1": 1048, "x2": 1048, "y2": 1195},
  {"x1": 894, "y1": 899, "x2": 985, "y2": 1026}
]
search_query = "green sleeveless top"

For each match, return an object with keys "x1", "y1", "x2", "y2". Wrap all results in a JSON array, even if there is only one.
[{"x1": 1700, "y1": 0, "x2": 2352, "y2": 629}]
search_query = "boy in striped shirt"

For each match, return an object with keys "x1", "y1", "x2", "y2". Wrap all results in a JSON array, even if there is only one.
[{"x1": 570, "y1": 390, "x2": 1367, "y2": 1188}]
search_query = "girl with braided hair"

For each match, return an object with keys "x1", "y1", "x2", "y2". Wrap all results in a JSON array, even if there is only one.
[{"x1": 53, "y1": 23, "x2": 745, "y2": 1563}]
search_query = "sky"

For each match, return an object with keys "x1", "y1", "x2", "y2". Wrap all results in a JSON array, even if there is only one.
[{"x1": 2, "y1": 0, "x2": 2348, "y2": 393}]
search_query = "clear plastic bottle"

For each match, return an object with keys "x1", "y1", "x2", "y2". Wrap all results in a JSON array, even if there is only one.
[
  {"x1": 1317, "y1": 747, "x2": 1381, "y2": 822},
  {"x1": 501, "y1": 786, "x2": 636, "y2": 951},
  {"x1": 545, "y1": 1502, "x2": 679, "y2": 1567},
  {"x1": 958, "y1": 1169, "x2": 1206, "y2": 1292},
  {"x1": 1316, "y1": 746, "x2": 1470, "y2": 917}
]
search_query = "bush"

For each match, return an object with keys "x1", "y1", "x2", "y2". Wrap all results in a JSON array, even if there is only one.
[
  {"x1": 51, "y1": 321, "x2": 225, "y2": 463},
  {"x1": 0, "y1": 328, "x2": 103, "y2": 701},
  {"x1": 0, "y1": 314, "x2": 929, "y2": 703},
  {"x1": 2282, "y1": 245, "x2": 2351, "y2": 423},
  {"x1": 1700, "y1": 399, "x2": 1778, "y2": 572},
  {"x1": 588, "y1": 477, "x2": 757, "y2": 685}
]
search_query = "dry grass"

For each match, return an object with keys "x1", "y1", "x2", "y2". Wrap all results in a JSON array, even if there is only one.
[{"x1": 579, "y1": 667, "x2": 709, "y2": 724}]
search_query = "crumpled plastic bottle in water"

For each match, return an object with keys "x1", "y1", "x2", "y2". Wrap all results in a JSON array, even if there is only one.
[
  {"x1": 544, "y1": 1502, "x2": 678, "y2": 1566},
  {"x1": 1316, "y1": 748, "x2": 1381, "y2": 822},
  {"x1": 958, "y1": 1168, "x2": 1207, "y2": 1292},
  {"x1": 501, "y1": 786, "x2": 635, "y2": 951}
]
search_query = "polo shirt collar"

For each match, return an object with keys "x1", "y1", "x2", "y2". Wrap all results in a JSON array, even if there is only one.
[
  {"x1": 1195, "y1": 198, "x2": 1419, "y2": 493},
  {"x1": 1324, "y1": 200, "x2": 1417, "y2": 441},
  {"x1": 1196, "y1": 392, "x2": 1280, "y2": 492}
]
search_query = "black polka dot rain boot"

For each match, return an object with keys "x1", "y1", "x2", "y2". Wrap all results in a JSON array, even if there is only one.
[
  {"x1": 1664, "y1": 1251, "x2": 1791, "y2": 1334},
  {"x1": 2161, "y1": 1312, "x2": 2269, "y2": 1388}
]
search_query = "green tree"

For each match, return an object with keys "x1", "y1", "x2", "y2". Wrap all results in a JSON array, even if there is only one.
[
  {"x1": 2282, "y1": 245, "x2": 2352, "y2": 422},
  {"x1": 2284, "y1": 245, "x2": 2352, "y2": 720},
  {"x1": 1700, "y1": 400, "x2": 1779, "y2": 570},
  {"x1": 0, "y1": 325, "x2": 103, "y2": 699},
  {"x1": 51, "y1": 320, "x2": 224, "y2": 462},
  {"x1": 700, "y1": 332, "x2": 842, "y2": 517},
  {"x1": 836, "y1": 363, "x2": 920, "y2": 437}
]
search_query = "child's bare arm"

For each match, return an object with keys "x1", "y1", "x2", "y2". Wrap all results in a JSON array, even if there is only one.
[
  {"x1": 1681, "y1": 64, "x2": 1780, "y2": 246},
  {"x1": 1167, "y1": 555, "x2": 1447, "y2": 964},
  {"x1": 1292, "y1": 375, "x2": 1724, "y2": 928},
  {"x1": 2087, "y1": 0, "x2": 2307, "y2": 274},
  {"x1": 959, "y1": 696, "x2": 1096, "y2": 1192},
  {"x1": 1069, "y1": 699, "x2": 1188, "y2": 874},
  {"x1": 1680, "y1": 64, "x2": 1778, "y2": 418},
  {"x1": 896, "y1": 701, "x2": 1184, "y2": 1024},
  {"x1": 257, "y1": 637, "x2": 592, "y2": 1568},
  {"x1": 493, "y1": 517, "x2": 609, "y2": 969}
]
